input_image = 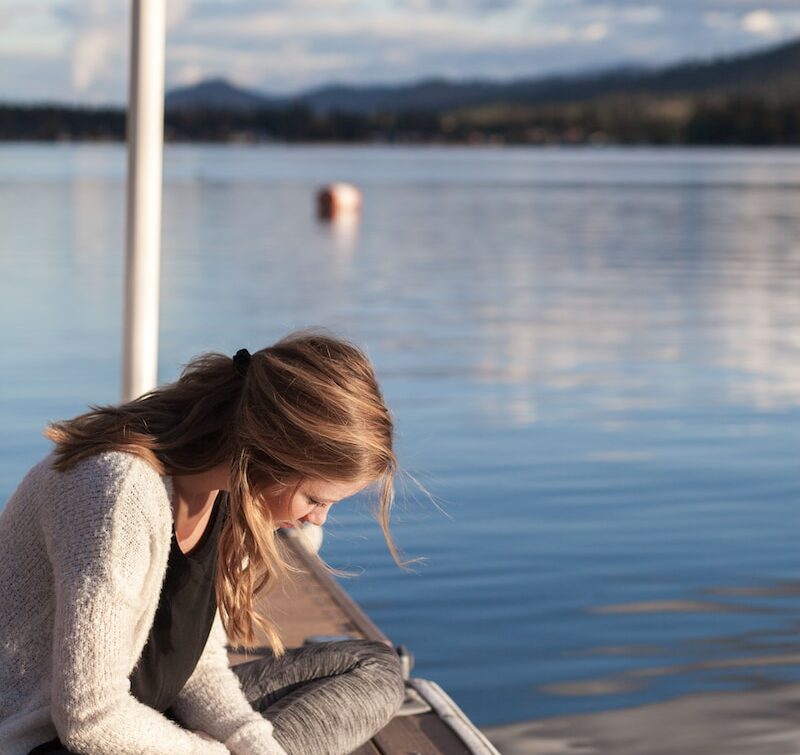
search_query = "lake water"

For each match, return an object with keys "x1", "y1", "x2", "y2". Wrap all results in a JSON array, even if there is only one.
[{"x1": 2, "y1": 144, "x2": 800, "y2": 739}]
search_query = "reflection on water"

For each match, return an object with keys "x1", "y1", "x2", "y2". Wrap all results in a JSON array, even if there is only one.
[
  {"x1": 549, "y1": 578, "x2": 800, "y2": 693},
  {"x1": 1, "y1": 146, "x2": 800, "y2": 749},
  {"x1": 484, "y1": 682, "x2": 800, "y2": 754}
]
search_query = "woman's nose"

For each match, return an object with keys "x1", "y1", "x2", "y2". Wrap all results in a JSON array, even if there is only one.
[{"x1": 303, "y1": 508, "x2": 328, "y2": 526}]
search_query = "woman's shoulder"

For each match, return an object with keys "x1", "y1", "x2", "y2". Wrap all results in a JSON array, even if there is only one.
[
  {"x1": 56, "y1": 449, "x2": 163, "y2": 492},
  {"x1": 29, "y1": 449, "x2": 172, "y2": 532},
  {"x1": 74, "y1": 448, "x2": 161, "y2": 480}
]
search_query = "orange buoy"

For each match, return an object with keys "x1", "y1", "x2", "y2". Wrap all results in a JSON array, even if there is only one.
[{"x1": 317, "y1": 182, "x2": 362, "y2": 219}]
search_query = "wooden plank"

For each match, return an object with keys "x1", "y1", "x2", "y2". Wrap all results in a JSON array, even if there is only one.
[
  {"x1": 350, "y1": 742, "x2": 383, "y2": 755},
  {"x1": 256, "y1": 558, "x2": 363, "y2": 648},
  {"x1": 229, "y1": 536, "x2": 368, "y2": 664},
  {"x1": 280, "y1": 530, "x2": 390, "y2": 644},
  {"x1": 230, "y1": 531, "x2": 386, "y2": 660},
  {"x1": 372, "y1": 714, "x2": 472, "y2": 755}
]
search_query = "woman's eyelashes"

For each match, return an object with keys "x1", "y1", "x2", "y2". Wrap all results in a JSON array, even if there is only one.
[{"x1": 307, "y1": 496, "x2": 328, "y2": 508}]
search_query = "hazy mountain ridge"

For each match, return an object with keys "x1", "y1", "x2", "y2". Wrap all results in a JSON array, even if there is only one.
[
  {"x1": 4, "y1": 36, "x2": 800, "y2": 144},
  {"x1": 165, "y1": 37, "x2": 800, "y2": 115},
  {"x1": 165, "y1": 78, "x2": 290, "y2": 111}
]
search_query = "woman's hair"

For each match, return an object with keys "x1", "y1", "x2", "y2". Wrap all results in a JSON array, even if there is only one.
[{"x1": 45, "y1": 329, "x2": 399, "y2": 653}]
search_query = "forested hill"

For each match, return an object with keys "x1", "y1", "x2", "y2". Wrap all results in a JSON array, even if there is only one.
[
  {"x1": 2, "y1": 36, "x2": 800, "y2": 144},
  {"x1": 164, "y1": 36, "x2": 800, "y2": 115}
]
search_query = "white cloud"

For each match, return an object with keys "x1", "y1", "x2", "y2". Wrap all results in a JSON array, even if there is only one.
[
  {"x1": 621, "y1": 6, "x2": 663, "y2": 25},
  {"x1": 741, "y1": 9, "x2": 779, "y2": 34},
  {"x1": 0, "y1": 4, "x2": 70, "y2": 57},
  {"x1": 173, "y1": 63, "x2": 206, "y2": 86},
  {"x1": 185, "y1": 10, "x2": 587, "y2": 53},
  {"x1": 581, "y1": 22, "x2": 609, "y2": 41},
  {"x1": 291, "y1": 0, "x2": 361, "y2": 7},
  {"x1": 68, "y1": 1, "x2": 192, "y2": 97},
  {"x1": 3, "y1": 0, "x2": 800, "y2": 102},
  {"x1": 167, "y1": 0, "x2": 192, "y2": 29},
  {"x1": 72, "y1": 26, "x2": 122, "y2": 92}
]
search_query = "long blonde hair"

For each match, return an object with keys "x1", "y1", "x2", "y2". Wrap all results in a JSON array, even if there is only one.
[{"x1": 45, "y1": 330, "x2": 399, "y2": 653}]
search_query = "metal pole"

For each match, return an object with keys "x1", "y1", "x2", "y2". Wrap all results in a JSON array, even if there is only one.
[{"x1": 122, "y1": 0, "x2": 166, "y2": 402}]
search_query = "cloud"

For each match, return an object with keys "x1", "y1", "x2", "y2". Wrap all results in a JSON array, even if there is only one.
[
  {"x1": 72, "y1": 26, "x2": 120, "y2": 92},
  {"x1": 65, "y1": 0, "x2": 193, "y2": 97},
  {"x1": 172, "y1": 63, "x2": 206, "y2": 87},
  {"x1": 741, "y1": 9, "x2": 780, "y2": 34},
  {"x1": 396, "y1": 0, "x2": 521, "y2": 12},
  {"x1": 581, "y1": 22, "x2": 609, "y2": 41},
  {"x1": 165, "y1": 6, "x2": 635, "y2": 92},
  {"x1": 620, "y1": 6, "x2": 663, "y2": 24},
  {"x1": 3, "y1": 0, "x2": 800, "y2": 102},
  {"x1": 0, "y1": 2, "x2": 70, "y2": 57},
  {"x1": 167, "y1": 0, "x2": 192, "y2": 28},
  {"x1": 184, "y1": 10, "x2": 584, "y2": 50}
]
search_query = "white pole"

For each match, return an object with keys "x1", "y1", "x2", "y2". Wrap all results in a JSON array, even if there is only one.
[{"x1": 122, "y1": 0, "x2": 166, "y2": 402}]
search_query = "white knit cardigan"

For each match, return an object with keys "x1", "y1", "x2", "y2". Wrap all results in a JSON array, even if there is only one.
[{"x1": 0, "y1": 451, "x2": 288, "y2": 755}]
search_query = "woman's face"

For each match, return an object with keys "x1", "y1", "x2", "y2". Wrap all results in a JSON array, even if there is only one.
[{"x1": 265, "y1": 478, "x2": 370, "y2": 529}]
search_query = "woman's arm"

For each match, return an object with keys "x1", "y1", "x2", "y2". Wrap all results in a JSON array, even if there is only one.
[
  {"x1": 45, "y1": 453, "x2": 229, "y2": 755},
  {"x1": 171, "y1": 612, "x2": 288, "y2": 755}
]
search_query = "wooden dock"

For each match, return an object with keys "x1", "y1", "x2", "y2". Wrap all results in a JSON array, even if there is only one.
[{"x1": 227, "y1": 527, "x2": 499, "y2": 755}]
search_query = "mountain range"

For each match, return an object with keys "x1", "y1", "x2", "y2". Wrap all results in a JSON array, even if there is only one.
[{"x1": 165, "y1": 36, "x2": 800, "y2": 116}]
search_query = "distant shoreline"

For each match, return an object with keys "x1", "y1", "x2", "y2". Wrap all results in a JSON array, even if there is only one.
[{"x1": 1, "y1": 97, "x2": 799, "y2": 147}]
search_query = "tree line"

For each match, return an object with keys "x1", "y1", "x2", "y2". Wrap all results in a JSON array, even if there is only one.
[{"x1": 1, "y1": 95, "x2": 799, "y2": 145}]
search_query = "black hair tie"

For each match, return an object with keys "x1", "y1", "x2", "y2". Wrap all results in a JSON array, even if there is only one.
[{"x1": 233, "y1": 348, "x2": 251, "y2": 376}]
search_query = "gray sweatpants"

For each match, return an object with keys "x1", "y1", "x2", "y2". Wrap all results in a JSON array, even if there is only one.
[
  {"x1": 30, "y1": 640, "x2": 405, "y2": 755},
  {"x1": 233, "y1": 639, "x2": 405, "y2": 755}
]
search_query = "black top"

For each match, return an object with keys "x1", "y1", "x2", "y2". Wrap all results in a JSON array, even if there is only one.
[{"x1": 129, "y1": 491, "x2": 227, "y2": 713}]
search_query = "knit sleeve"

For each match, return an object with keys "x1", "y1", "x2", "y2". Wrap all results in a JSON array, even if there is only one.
[
  {"x1": 171, "y1": 613, "x2": 288, "y2": 755},
  {"x1": 44, "y1": 454, "x2": 229, "y2": 755}
]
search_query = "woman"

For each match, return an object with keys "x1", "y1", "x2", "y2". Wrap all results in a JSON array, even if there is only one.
[{"x1": 0, "y1": 331, "x2": 406, "y2": 755}]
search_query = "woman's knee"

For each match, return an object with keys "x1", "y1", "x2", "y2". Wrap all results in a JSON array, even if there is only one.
[{"x1": 350, "y1": 640, "x2": 405, "y2": 713}]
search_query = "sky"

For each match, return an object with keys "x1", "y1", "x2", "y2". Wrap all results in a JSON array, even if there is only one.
[{"x1": 2, "y1": 0, "x2": 800, "y2": 105}]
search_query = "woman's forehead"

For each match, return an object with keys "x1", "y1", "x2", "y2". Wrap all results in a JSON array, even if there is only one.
[{"x1": 300, "y1": 478, "x2": 370, "y2": 501}]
